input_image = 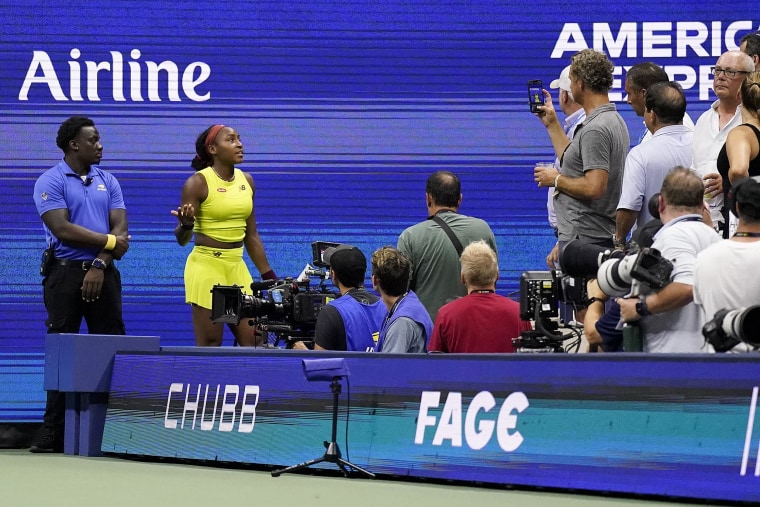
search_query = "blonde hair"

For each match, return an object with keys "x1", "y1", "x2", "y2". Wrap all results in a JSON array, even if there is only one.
[{"x1": 460, "y1": 240, "x2": 498, "y2": 287}]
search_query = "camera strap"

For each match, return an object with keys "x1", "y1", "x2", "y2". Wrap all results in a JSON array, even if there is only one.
[
  {"x1": 429, "y1": 214, "x2": 464, "y2": 256},
  {"x1": 409, "y1": 213, "x2": 463, "y2": 291}
]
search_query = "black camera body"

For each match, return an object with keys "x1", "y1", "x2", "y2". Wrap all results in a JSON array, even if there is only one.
[
  {"x1": 557, "y1": 239, "x2": 625, "y2": 307},
  {"x1": 211, "y1": 279, "x2": 337, "y2": 347},
  {"x1": 702, "y1": 305, "x2": 760, "y2": 352},
  {"x1": 597, "y1": 247, "x2": 673, "y2": 297},
  {"x1": 516, "y1": 271, "x2": 568, "y2": 353},
  {"x1": 519, "y1": 271, "x2": 559, "y2": 321}
]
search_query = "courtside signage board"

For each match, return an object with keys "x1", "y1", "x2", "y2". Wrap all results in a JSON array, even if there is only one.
[{"x1": 103, "y1": 350, "x2": 760, "y2": 503}]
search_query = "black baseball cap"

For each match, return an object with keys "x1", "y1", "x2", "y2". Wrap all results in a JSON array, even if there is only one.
[
  {"x1": 323, "y1": 244, "x2": 367, "y2": 287},
  {"x1": 736, "y1": 176, "x2": 760, "y2": 219}
]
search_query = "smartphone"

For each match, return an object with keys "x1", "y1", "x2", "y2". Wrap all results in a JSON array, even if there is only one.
[{"x1": 528, "y1": 80, "x2": 544, "y2": 113}]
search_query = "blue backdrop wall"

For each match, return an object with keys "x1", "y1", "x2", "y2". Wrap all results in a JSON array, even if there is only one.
[{"x1": 0, "y1": 0, "x2": 757, "y2": 421}]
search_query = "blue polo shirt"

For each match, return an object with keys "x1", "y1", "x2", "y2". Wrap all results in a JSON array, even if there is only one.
[{"x1": 33, "y1": 160, "x2": 125, "y2": 260}]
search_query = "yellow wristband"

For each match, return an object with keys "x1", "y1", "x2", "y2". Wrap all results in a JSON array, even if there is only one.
[
  {"x1": 104, "y1": 234, "x2": 117, "y2": 250},
  {"x1": 553, "y1": 174, "x2": 561, "y2": 197}
]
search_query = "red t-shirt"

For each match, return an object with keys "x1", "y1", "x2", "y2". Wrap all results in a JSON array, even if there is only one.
[{"x1": 429, "y1": 292, "x2": 533, "y2": 353}]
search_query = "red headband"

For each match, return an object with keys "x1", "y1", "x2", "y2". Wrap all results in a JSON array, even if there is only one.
[{"x1": 203, "y1": 124, "x2": 226, "y2": 155}]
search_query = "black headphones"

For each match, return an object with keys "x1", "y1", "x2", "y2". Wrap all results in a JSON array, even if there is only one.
[{"x1": 727, "y1": 176, "x2": 760, "y2": 217}]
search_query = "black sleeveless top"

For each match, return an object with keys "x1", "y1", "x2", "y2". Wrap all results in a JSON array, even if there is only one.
[
  {"x1": 717, "y1": 123, "x2": 760, "y2": 236},
  {"x1": 717, "y1": 123, "x2": 760, "y2": 187}
]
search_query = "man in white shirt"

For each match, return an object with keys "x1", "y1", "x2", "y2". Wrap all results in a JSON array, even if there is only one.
[
  {"x1": 616, "y1": 81, "x2": 693, "y2": 245},
  {"x1": 543, "y1": 65, "x2": 586, "y2": 268},
  {"x1": 691, "y1": 50, "x2": 755, "y2": 232},
  {"x1": 694, "y1": 176, "x2": 760, "y2": 352},
  {"x1": 617, "y1": 167, "x2": 721, "y2": 353}
]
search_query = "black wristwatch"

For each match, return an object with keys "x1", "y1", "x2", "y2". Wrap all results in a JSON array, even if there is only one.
[
  {"x1": 635, "y1": 296, "x2": 651, "y2": 316},
  {"x1": 91, "y1": 258, "x2": 108, "y2": 270}
]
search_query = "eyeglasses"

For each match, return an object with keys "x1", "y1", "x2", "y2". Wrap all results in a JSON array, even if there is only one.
[{"x1": 711, "y1": 67, "x2": 751, "y2": 79}]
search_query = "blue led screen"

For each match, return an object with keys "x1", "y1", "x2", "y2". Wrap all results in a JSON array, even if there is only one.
[{"x1": 0, "y1": 0, "x2": 757, "y2": 420}]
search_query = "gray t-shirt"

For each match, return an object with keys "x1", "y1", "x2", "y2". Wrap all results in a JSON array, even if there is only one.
[
  {"x1": 381, "y1": 317, "x2": 427, "y2": 353},
  {"x1": 556, "y1": 103, "x2": 629, "y2": 242},
  {"x1": 397, "y1": 211, "x2": 496, "y2": 321}
]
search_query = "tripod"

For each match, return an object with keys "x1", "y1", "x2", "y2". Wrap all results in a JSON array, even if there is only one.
[{"x1": 271, "y1": 377, "x2": 375, "y2": 478}]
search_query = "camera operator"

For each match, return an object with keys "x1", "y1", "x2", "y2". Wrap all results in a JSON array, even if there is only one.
[
  {"x1": 694, "y1": 176, "x2": 760, "y2": 351},
  {"x1": 292, "y1": 245, "x2": 386, "y2": 352},
  {"x1": 583, "y1": 208, "x2": 665, "y2": 352},
  {"x1": 370, "y1": 246, "x2": 433, "y2": 353},
  {"x1": 616, "y1": 167, "x2": 721, "y2": 352}
]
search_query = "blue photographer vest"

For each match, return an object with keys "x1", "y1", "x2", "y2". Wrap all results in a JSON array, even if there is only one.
[
  {"x1": 330, "y1": 293, "x2": 386, "y2": 352},
  {"x1": 377, "y1": 291, "x2": 433, "y2": 352}
]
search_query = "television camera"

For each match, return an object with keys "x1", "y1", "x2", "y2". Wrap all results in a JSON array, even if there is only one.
[
  {"x1": 702, "y1": 305, "x2": 760, "y2": 352},
  {"x1": 210, "y1": 241, "x2": 342, "y2": 348},
  {"x1": 514, "y1": 270, "x2": 571, "y2": 353}
]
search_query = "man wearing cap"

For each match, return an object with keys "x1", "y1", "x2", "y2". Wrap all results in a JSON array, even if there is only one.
[
  {"x1": 370, "y1": 246, "x2": 432, "y2": 353},
  {"x1": 740, "y1": 29, "x2": 760, "y2": 71},
  {"x1": 694, "y1": 176, "x2": 760, "y2": 352},
  {"x1": 296, "y1": 244, "x2": 386, "y2": 351},
  {"x1": 397, "y1": 170, "x2": 497, "y2": 322},
  {"x1": 541, "y1": 64, "x2": 586, "y2": 268}
]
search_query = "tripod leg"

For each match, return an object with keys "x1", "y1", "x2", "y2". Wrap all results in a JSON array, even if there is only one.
[
  {"x1": 336, "y1": 458, "x2": 376, "y2": 479},
  {"x1": 271, "y1": 456, "x2": 327, "y2": 477}
]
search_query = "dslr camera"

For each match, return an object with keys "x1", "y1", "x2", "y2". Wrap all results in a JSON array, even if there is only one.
[
  {"x1": 596, "y1": 247, "x2": 673, "y2": 297},
  {"x1": 558, "y1": 239, "x2": 626, "y2": 306},
  {"x1": 702, "y1": 305, "x2": 760, "y2": 352}
]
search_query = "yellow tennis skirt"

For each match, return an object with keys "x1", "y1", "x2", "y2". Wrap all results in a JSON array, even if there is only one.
[{"x1": 184, "y1": 245, "x2": 253, "y2": 309}]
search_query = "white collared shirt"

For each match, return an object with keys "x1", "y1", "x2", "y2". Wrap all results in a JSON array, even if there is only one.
[{"x1": 691, "y1": 100, "x2": 744, "y2": 224}]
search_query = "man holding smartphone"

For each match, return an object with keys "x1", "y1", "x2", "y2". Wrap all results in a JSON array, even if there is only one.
[
  {"x1": 534, "y1": 49, "x2": 629, "y2": 256},
  {"x1": 537, "y1": 65, "x2": 586, "y2": 269}
]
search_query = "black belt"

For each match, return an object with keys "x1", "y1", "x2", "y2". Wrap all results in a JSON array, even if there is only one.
[{"x1": 54, "y1": 259, "x2": 95, "y2": 271}]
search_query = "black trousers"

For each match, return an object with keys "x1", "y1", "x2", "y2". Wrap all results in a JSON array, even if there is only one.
[{"x1": 41, "y1": 264, "x2": 125, "y2": 431}]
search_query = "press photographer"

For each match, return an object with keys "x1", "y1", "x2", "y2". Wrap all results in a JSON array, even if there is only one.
[
  {"x1": 695, "y1": 176, "x2": 760, "y2": 352},
  {"x1": 616, "y1": 167, "x2": 721, "y2": 352},
  {"x1": 573, "y1": 198, "x2": 665, "y2": 352},
  {"x1": 292, "y1": 244, "x2": 386, "y2": 352}
]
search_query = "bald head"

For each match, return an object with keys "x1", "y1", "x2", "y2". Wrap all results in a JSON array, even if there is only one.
[{"x1": 713, "y1": 51, "x2": 755, "y2": 103}]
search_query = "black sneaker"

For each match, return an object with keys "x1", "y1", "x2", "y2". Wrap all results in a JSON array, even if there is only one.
[{"x1": 29, "y1": 429, "x2": 64, "y2": 453}]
